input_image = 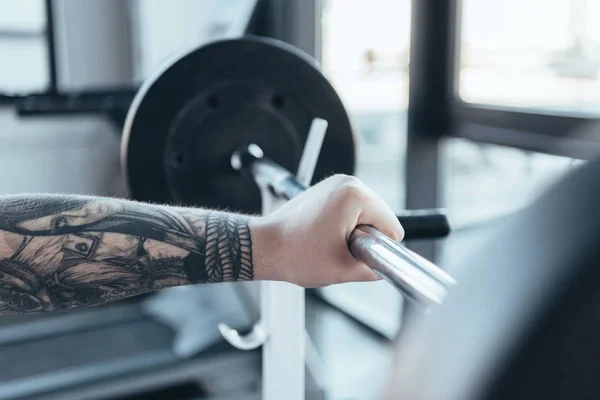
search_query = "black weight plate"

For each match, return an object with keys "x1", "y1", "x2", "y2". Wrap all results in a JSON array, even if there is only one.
[{"x1": 122, "y1": 36, "x2": 356, "y2": 214}]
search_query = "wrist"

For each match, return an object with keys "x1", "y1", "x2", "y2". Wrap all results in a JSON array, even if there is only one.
[{"x1": 249, "y1": 216, "x2": 286, "y2": 282}]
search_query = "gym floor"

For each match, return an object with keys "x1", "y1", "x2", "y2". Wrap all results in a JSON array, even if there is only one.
[{"x1": 306, "y1": 296, "x2": 394, "y2": 400}]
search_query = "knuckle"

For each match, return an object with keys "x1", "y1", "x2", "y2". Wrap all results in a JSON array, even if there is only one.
[
  {"x1": 336, "y1": 174, "x2": 361, "y2": 185},
  {"x1": 335, "y1": 176, "x2": 367, "y2": 200},
  {"x1": 327, "y1": 174, "x2": 360, "y2": 188},
  {"x1": 339, "y1": 185, "x2": 368, "y2": 206}
]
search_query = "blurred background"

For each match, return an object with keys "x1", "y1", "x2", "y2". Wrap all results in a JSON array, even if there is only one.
[{"x1": 0, "y1": 0, "x2": 598, "y2": 399}]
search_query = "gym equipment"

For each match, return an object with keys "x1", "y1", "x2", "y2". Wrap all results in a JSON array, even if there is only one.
[
  {"x1": 122, "y1": 35, "x2": 356, "y2": 213},
  {"x1": 386, "y1": 156, "x2": 600, "y2": 400},
  {"x1": 0, "y1": 30, "x2": 454, "y2": 398},
  {"x1": 121, "y1": 35, "x2": 454, "y2": 303},
  {"x1": 121, "y1": 35, "x2": 455, "y2": 400},
  {"x1": 121, "y1": 35, "x2": 450, "y2": 240},
  {"x1": 230, "y1": 143, "x2": 455, "y2": 306}
]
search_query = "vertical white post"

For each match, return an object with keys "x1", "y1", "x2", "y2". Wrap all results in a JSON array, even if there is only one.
[
  {"x1": 262, "y1": 118, "x2": 328, "y2": 400},
  {"x1": 261, "y1": 282, "x2": 305, "y2": 400},
  {"x1": 260, "y1": 1, "x2": 323, "y2": 397},
  {"x1": 259, "y1": 174, "x2": 304, "y2": 400}
]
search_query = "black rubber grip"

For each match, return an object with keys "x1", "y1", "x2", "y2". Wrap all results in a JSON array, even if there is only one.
[
  {"x1": 15, "y1": 91, "x2": 135, "y2": 116},
  {"x1": 397, "y1": 210, "x2": 450, "y2": 241}
]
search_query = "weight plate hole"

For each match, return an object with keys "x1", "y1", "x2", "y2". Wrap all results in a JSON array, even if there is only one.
[
  {"x1": 206, "y1": 95, "x2": 219, "y2": 109},
  {"x1": 271, "y1": 94, "x2": 285, "y2": 109},
  {"x1": 171, "y1": 153, "x2": 185, "y2": 169}
]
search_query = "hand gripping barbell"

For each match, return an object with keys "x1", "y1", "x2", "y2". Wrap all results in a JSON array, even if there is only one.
[
  {"x1": 121, "y1": 35, "x2": 456, "y2": 306},
  {"x1": 231, "y1": 142, "x2": 456, "y2": 306}
]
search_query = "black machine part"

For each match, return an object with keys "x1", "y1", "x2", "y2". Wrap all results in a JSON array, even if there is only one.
[
  {"x1": 122, "y1": 35, "x2": 356, "y2": 213},
  {"x1": 385, "y1": 156, "x2": 600, "y2": 400}
]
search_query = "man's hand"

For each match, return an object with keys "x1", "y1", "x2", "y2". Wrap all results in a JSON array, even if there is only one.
[{"x1": 251, "y1": 175, "x2": 404, "y2": 288}]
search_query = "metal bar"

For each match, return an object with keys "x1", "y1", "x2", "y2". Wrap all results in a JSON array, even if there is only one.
[
  {"x1": 452, "y1": 102, "x2": 599, "y2": 139},
  {"x1": 232, "y1": 146, "x2": 456, "y2": 308},
  {"x1": 258, "y1": 120, "x2": 328, "y2": 400},
  {"x1": 348, "y1": 227, "x2": 449, "y2": 306},
  {"x1": 0, "y1": 29, "x2": 45, "y2": 38},
  {"x1": 296, "y1": 118, "x2": 329, "y2": 186},
  {"x1": 252, "y1": 5, "x2": 322, "y2": 399},
  {"x1": 260, "y1": 282, "x2": 304, "y2": 400},
  {"x1": 397, "y1": 209, "x2": 451, "y2": 240},
  {"x1": 0, "y1": 304, "x2": 143, "y2": 347},
  {"x1": 406, "y1": 0, "x2": 459, "y2": 262},
  {"x1": 44, "y1": 0, "x2": 58, "y2": 94},
  {"x1": 453, "y1": 121, "x2": 600, "y2": 161},
  {"x1": 15, "y1": 90, "x2": 136, "y2": 116},
  {"x1": 260, "y1": 0, "x2": 322, "y2": 61}
]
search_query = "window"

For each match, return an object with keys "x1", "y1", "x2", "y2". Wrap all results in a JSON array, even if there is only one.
[
  {"x1": 448, "y1": 0, "x2": 599, "y2": 271},
  {"x1": 442, "y1": 138, "x2": 581, "y2": 224},
  {"x1": 0, "y1": 0, "x2": 49, "y2": 93},
  {"x1": 322, "y1": 0, "x2": 411, "y2": 213},
  {"x1": 460, "y1": 0, "x2": 600, "y2": 114},
  {"x1": 439, "y1": 138, "x2": 584, "y2": 271}
]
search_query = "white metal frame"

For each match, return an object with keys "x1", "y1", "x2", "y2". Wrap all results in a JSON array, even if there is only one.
[
  {"x1": 220, "y1": 119, "x2": 328, "y2": 399},
  {"x1": 260, "y1": 2, "x2": 322, "y2": 398},
  {"x1": 260, "y1": 119, "x2": 327, "y2": 400}
]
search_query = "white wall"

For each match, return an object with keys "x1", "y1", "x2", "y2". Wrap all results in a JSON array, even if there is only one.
[{"x1": 0, "y1": 110, "x2": 123, "y2": 196}]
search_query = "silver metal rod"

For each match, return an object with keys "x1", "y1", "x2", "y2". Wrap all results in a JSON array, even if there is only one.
[
  {"x1": 349, "y1": 226, "x2": 454, "y2": 307},
  {"x1": 231, "y1": 145, "x2": 456, "y2": 307}
]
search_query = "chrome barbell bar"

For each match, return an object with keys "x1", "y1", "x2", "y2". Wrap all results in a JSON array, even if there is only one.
[{"x1": 231, "y1": 144, "x2": 457, "y2": 308}]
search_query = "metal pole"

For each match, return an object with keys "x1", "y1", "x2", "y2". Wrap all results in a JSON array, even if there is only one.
[
  {"x1": 257, "y1": 2, "x2": 322, "y2": 399},
  {"x1": 406, "y1": 0, "x2": 459, "y2": 262},
  {"x1": 44, "y1": 0, "x2": 59, "y2": 94},
  {"x1": 405, "y1": 0, "x2": 460, "y2": 322}
]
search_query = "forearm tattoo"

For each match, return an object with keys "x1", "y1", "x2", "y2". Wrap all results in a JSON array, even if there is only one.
[{"x1": 0, "y1": 195, "x2": 253, "y2": 315}]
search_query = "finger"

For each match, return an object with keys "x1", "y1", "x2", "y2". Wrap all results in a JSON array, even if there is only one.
[
  {"x1": 338, "y1": 240, "x2": 383, "y2": 283},
  {"x1": 354, "y1": 265, "x2": 383, "y2": 282},
  {"x1": 356, "y1": 196, "x2": 405, "y2": 243}
]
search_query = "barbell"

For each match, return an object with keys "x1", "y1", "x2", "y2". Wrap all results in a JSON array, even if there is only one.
[
  {"x1": 120, "y1": 35, "x2": 456, "y2": 306},
  {"x1": 231, "y1": 143, "x2": 455, "y2": 305}
]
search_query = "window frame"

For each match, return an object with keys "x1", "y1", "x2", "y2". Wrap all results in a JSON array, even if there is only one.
[
  {"x1": 0, "y1": 0, "x2": 55, "y2": 97},
  {"x1": 315, "y1": 0, "x2": 600, "y2": 335},
  {"x1": 44, "y1": 0, "x2": 58, "y2": 93},
  {"x1": 446, "y1": 0, "x2": 600, "y2": 159},
  {"x1": 407, "y1": 0, "x2": 600, "y2": 261}
]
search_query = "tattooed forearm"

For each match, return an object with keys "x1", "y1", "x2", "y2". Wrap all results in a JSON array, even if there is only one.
[{"x1": 0, "y1": 194, "x2": 254, "y2": 315}]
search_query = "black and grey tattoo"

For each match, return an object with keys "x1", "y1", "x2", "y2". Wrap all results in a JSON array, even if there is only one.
[{"x1": 0, "y1": 195, "x2": 253, "y2": 315}]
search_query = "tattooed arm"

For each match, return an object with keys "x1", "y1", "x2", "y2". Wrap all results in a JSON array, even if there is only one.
[
  {"x1": 0, "y1": 175, "x2": 405, "y2": 315},
  {"x1": 0, "y1": 194, "x2": 259, "y2": 314}
]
